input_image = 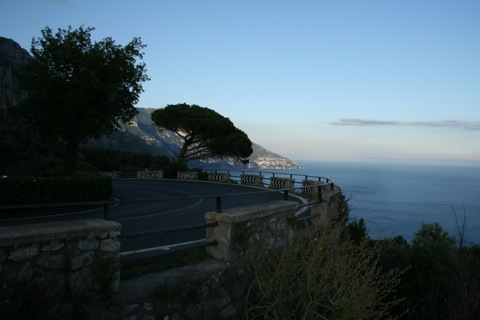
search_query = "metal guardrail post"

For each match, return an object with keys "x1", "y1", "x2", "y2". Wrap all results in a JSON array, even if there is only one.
[
  {"x1": 284, "y1": 190, "x2": 289, "y2": 200},
  {"x1": 216, "y1": 196, "x2": 222, "y2": 213},
  {"x1": 103, "y1": 204, "x2": 109, "y2": 220}
]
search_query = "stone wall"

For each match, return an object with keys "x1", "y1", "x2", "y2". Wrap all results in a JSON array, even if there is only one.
[
  {"x1": 0, "y1": 193, "x2": 341, "y2": 319},
  {"x1": 205, "y1": 200, "x2": 298, "y2": 263},
  {"x1": 0, "y1": 219, "x2": 122, "y2": 318},
  {"x1": 177, "y1": 171, "x2": 199, "y2": 180},
  {"x1": 137, "y1": 170, "x2": 163, "y2": 179}
]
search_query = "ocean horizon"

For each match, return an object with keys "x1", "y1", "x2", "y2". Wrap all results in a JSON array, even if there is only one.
[{"x1": 283, "y1": 160, "x2": 480, "y2": 245}]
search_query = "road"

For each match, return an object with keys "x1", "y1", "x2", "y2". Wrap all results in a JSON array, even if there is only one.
[
  {"x1": 112, "y1": 179, "x2": 305, "y2": 254},
  {"x1": 1, "y1": 179, "x2": 306, "y2": 256}
]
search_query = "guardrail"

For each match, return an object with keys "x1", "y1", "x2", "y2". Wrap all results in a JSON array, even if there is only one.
[
  {"x1": 204, "y1": 168, "x2": 334, "y2": 184},
  {"x1": 203, "y1": 169, "x2": 334, "y2": 212}
]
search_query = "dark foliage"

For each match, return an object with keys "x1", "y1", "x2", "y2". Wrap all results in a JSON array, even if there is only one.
[
  {"x1": 80, "y1": 147, "x2": 169, "y2": 172},
  {"x1": 151, "y1": 103, "x2": 253, "y2": 162},
  {"x1": 0, "y1": 175, "x2": 112, "y2": 206},
  {"x1": 372, "y1": 223, "x2": 480, "y2": 320},
  {"x1": 18, "y1": 26, "x2": 149, "y2": 173}
]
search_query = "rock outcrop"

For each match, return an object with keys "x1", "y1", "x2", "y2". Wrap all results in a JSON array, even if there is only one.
[{"x1": 0, "y1": 37, "x2": 30, "y2": 111}]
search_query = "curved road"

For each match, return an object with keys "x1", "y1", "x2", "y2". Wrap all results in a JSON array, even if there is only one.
[
  {"x1": 112, "y1": 179, "x2": 305, "y2": 254},
  {"x1": 1, "y1": 179, "x2": 306, "y2": 255}
]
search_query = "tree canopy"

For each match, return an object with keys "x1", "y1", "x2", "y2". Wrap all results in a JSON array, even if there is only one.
[
  {"x1": 151, "y1": 103, "x2": 253, "y2": 163},
  {"x1": 19, "y1": 26, "x2": 149, "y2": 173}
]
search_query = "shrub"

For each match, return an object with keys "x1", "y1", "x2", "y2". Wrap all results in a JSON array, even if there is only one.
[
  {"x1": 163, "y1": 160, "x2": 188, "y2": 179},
  {"x1": 400, "y1": 222, "x2": 480, "y2": 320},
  {"x1": 245, "y1": 222, "x2": 407, "y2": 319},
  {"x1": 0, "y1": 175, "x2": 112, "y2": 205}
]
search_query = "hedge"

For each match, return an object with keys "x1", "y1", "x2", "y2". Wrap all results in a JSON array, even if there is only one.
[{"x1": 0, "y1": 175, "x2": 112, "y2": 205}]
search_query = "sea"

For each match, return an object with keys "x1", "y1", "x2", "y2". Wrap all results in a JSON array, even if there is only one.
[{"x1": 280, "y1": 160, "x2": 480, "y2": 245}]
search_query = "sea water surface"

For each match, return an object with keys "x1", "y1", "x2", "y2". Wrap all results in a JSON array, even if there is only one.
[{"x1": 281, "y1": 161, "x2": 480, "y2": 244}]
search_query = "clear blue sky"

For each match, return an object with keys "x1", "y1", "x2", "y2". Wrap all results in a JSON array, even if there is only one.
[{"x1": 2, "y1": 0, "x2": 479, "y2": 165}]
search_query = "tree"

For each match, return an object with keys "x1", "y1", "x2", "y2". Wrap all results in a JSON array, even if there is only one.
[
  {"x1": 19, "y1": 26, "x2": 149, "y2": 173},
  {"x1": 151, "y1": 103, "x2": 253, "y2": 163},
  {"x1": 403, "y1": 222, "x2": 458, "y2": 319}
]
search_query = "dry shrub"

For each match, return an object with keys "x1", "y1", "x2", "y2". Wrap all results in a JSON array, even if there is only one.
[{"x1": 245, "y1": 222, "x2": 407, "y2": 320}]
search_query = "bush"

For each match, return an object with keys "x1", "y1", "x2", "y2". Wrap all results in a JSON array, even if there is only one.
[
  {"x1": 80, "y1": 147, "x2": 169, "y2": 172},
  {"x1": 163, "y1": 160, "x2": 188, "y2": 179},
  {"x1": 245, "y1": 222, "x2": 407, "y2": 319},
  {"x1": 0, "y1": 175, "x2": 112, "y2": 205},
  {"x1": 399, "y1": 222, "x2": 480, "y2": 320}
]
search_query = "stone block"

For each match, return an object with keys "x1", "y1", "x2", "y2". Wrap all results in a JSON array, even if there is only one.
[
  {"x1": 17, "y1": 262, "x2": 34, "y2": 282},
  {"x1": 70, "y1": 251, "x2": 94, "y2": 270},
  {"x1": 69, "y1": 268, "x2": 93, "y2": 295},
  {"x1": 100, "y1": 239, "x2": 121, "y2": 252},
  {"x1": 37, "y1": 253, "x2": 65, "y2": 270},
  {"x1": 41, "y1": 240, "x2": 65, "y2": 252},
  {"x1": 177, "y1": 171, "x2": 199, "y2": 180},
  {"x1": 137, "y1": 170, "x2": 163, "y2": 179},
  {"x1": 9, "y1": 245, "x2": 39, "y2": 261},
  {"x1": 78, "y1": 239, "x2": 100, "y2": 251}
]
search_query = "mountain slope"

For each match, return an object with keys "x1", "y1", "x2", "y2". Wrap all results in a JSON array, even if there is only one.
[
  {"x1": 86, "y1": 108, "x2": 300, "y2": 170},
  {"x1": 0, "y1": 37, "x2": 30, "y2": 110}
]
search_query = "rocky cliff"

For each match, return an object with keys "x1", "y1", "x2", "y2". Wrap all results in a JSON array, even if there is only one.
[
  {"x1": 88, "y1": 108, "x2": 299, "y2": 169},
  {"x1": 0, "y1": 37, "x2": 30, "y2": 111},
  {"x1": 86, "y1": 108, "x2": 300, "y2": 170}
]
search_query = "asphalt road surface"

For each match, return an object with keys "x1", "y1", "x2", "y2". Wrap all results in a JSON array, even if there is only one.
[
  {"x1": 1, "y1": 179, "x2": 306, "y2": 257},
  {"x1": 112, "y1": 179, "x2": 305, "y2": 255}
]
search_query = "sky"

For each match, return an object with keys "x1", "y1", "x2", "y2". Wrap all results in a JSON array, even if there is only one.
[{"x1": 2, "y1": 0, "x2": 480, "y2": 166}]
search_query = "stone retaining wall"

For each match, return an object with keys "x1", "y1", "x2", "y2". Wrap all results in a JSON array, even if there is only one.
[
  {"x1": 177, "y1": 171, "x2": 199, "y2": 180},
  {"x1": 0, "y1": 193, "x2": 342, "y2": 319},
  {"x1": 0, "y1": 219, "x2": 122, "y2": 318},
  {"x1": 205, "y1": 200, "x2": 298, "y2": 263},
  {"x1": 137, "y1": 170, "x2": 163, "y2": 179}
]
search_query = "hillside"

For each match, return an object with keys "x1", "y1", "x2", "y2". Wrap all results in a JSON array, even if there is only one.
[
  {"x1": 0, "y1": 37, "x2": 30, "y2": 110},
  {"x1": 85, "y1": 108, "x2": 300, "y2": 170}
]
